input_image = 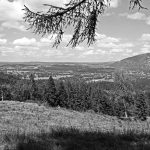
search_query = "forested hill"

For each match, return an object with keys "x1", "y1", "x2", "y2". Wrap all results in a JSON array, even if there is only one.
[
  {"x1": 0, "y1": 72, "x2": 20, "y2": 84},
  {"x1": 111, "y1": 53, "x2": 150, "y2": 71}
]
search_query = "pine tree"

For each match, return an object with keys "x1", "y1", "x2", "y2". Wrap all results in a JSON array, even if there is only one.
[
  {"x1": 114, "y1": 72, "x2": 134, "y2": 118},
  {"x1": 136, "y1": 93, "x2": 147, "y2": 121},
  {"x1": 65, "y1": 80, "x2": 74, "y2": 109},
  {"x1": 45, "y1": 76, "x2": 57, "y2": 107},
  {"x1": 29, "y1": 74, "x2": 39, "y2": 100},
  {"x1": 57, "y1": 81, "x2": 68, "y2": 108}
]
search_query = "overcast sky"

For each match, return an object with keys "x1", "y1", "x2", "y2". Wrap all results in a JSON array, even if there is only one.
[{"x1": 0, "y1": 0, "x2": 150, "y2": 62}]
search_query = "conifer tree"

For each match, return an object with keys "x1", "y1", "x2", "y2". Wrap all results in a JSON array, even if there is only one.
[
  {"x1": 45, "y1": 76, "x2": 57, "y2": 107},
  {"x1": 57, "y1": 80, "x2": 68, "y2": 108},
  {"x1": 136, "y1": 93, "x2": 147, "y2": 121},
  {"x1": 65, "y1": 80, "x2": 74, "y2": 109},
  {"x1": 30, "y1": 74, "x2": 39, "y2": 100},
  {"x1": 114, "y1": 72, "x2": 133, "y2": 118}
]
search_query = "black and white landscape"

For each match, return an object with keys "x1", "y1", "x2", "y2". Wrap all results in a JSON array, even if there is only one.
[{"x1": 0, "y1": 0, "x2": 150, "y2": 150}]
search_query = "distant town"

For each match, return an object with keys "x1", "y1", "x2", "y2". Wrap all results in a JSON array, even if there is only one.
[
  {"x1": 0, "y1": 62, "x2": 115, "y2": 82},
  {"x1": 0, "y1": 61, "x2": 150, "y2": 83}
]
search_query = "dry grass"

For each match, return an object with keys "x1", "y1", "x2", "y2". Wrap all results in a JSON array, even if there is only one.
[{"x1": 0, "y1": 101, "x2": 150, "y2": 149}]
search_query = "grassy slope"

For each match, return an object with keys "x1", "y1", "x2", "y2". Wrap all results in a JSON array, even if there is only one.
[
  {"x1": 0, "y1": 101, "x2": 149, "y2": 133},
  {"x1": 0, "y1": 101, "x2": 150, "y2": 150}
]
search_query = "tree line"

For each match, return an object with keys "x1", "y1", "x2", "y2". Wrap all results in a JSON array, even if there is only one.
[{"x1": 0, "y1": 72, "x2": 149, "y2": 121}]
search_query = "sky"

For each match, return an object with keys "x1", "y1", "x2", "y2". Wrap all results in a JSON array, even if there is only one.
[{"x1": 0, "y1": 0, "x2": 150, "y2": 62}]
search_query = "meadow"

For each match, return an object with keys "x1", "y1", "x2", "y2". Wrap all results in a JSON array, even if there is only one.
[{"x1": 0, "y1": 101, "x2": 150, "y2": 149}]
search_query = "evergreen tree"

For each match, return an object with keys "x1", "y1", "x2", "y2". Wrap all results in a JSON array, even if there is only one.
[
  {"x1": 30, "y1": 74, "x2": 39, "y2": 100},
  {"x1": 57, "y1": 81, "x2": 68, "y2": 108},
  {"x1": 114, "y1": 72, "x2": 134, "y2": 118},
  {"x1": 136, "y1": 93, "x2": 147, "y2": 121},
  {"x1": 45, "y1": 76, "x2": 57, "y2": 107},
  {"x1": 65, "y1": 80, "x2": 74, "y2": 109}
]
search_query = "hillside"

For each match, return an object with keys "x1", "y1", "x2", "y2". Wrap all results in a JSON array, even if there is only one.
[
  {"x1": 0, "y1": 101, "x2": 125, "y2": 135},
  {"x1": 0, "y1": 101, "x2": 150, "y2": 150},
  {"x1": 0, "y1": 101, "x2": 149, "y2": 134},
  {"x1": 111, "y1": 53, "x2": 150, "y2": 71}
]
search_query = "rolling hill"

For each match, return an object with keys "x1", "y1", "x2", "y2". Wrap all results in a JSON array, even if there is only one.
[{"x1": 111, "y1": 53, "x2": 150, "y2": 71}]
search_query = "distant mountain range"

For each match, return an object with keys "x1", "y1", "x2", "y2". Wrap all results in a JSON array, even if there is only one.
[{"x1": 110, "y1": 53, "x2": 150, "y2": 71}]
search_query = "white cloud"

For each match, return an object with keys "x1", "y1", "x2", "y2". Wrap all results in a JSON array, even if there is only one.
[
  {"x1": 111, "y1": 48, "x2": 123, "y2": 53},
  {"x1": 110, "y1": 48, "x2": 133, "y2": 53},
  {"x1": 127, "y1": 12, "x2": 146, "y2": 20},
  {"x1": 109, "y1": 0, "x2": 120, "y2": 8},
  {"x1": 27, "y1": 0, "x2": 68, "y2": 11},
  {"x1": 40, "y1": 34, "x2": 72, "y2": 47},
  {"x1": 120, "y1": 12, "x2": 150, "y2": 26},
  {"x1": 0, "y1": 0, "x2": 24, "y2": 21},
  {"x1": 1, "y1": 21, "x2": 26, "y2": 32},
  {"x1": 96, "y1": 49, "x2": 107, "y2": 54},
  {"x1": 141, "y1": 34, "x2": 150, "y2": 41},
  {"x1": 96, "y1": 33, "x2": 133, "y2": 49},
  {"x1": 146, "y1": 17, "x2": 150, "y2": 25},
  {"x1": 95, "y1": 33, "x2": 134, "y2": 55},
  {"x1": 13, "y1": 37, "x2": 37, "y2": 46},
  {"x1": 0, "y1": 39, "x2": 7, "y2": 45},
  {"x1": 0, "y1": 0, "x2": 68, "y2": 23},
  {"x1": 141, "y1": 48, "x2": 150, "y2": 53},
  {"x1": 125, "y1": 49, "x2": 133, "y2": 53},
  {"x1": 139, "y1": 34, "x2": 150, "y2": 53},
  {"x1": 82, "y1": 50, "x2": 95, "y2": 55},
  {"x1": 96, "y1": 33, "x2": 120, "y2": 42},
  {"x1": 75, "y1": 46, "x2": 85, "y2": 51},
  {"x1": 0, "y1": 34, "x2": 5, "y2": 38},
  {"x1": 40, "y1": 36, "x2": 56, "y2": 46},
  {"x1": 104, "y1": 0, "x2": 120, "y2": 8}
]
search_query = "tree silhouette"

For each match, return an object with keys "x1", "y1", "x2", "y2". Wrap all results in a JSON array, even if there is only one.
[
  {"x1": 29, "y1": 74, "x2": 39, "y2": 100},
  {"x1": 23, "y1": 0, "x2": 146, "y2": 48},
  {"x1": 57, "y1": 81, "x2": 68, "y2": 107},
  {"x1": 114, "y1": 72, "x2": 134, "y2": 118},
  {"x1": 136, "y1": 93, "x2": 147, "y2": 121},
  {"x1": 45, "y1": 76, "x2": 57, "y2": 106}
]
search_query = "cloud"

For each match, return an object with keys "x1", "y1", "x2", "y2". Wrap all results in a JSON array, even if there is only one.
[
  {"x1": 82, "y1": 50, "x2": 95, "y2": 56},
  {"x1": 74, "y1": 46, "x2": 85, "y2": 51},
  {"x1": 96, "y1": 33, "x2": 133, "y2": 49},
  {"x1": 104, "y1": 0, "x2": 120, "y2": 8},
  {"x1": 0, "y1": 0, "x2": 24, "y2": 21},
  {"x1": 126, "y1": 12, "x2": 146, "y2": 20},
  {"x1": 141, "y1": 47, "x2": 150, "y2": 53},
  {"x1": 40, "y1": 34, "x2": 72, "y2": 46},
  {"x1": 146, "y1": 17, "x2": 150, "y2": 25},
  {"x1": 95, "y1": 33, "x2": 134, "y2": 55},
  {"x1": 141, "y1": 34, "x2": 150, "y2": 41},
  {"x1": 0, "y1": 34, "x2": 5, "y2": 38},
  {"x1": 119, "y1": 12, "x2": 150, "y2": 25},
  {"x1": 139, "y1": 34, "x2": 150, "y2": 53},
  {"x1": 96, "y1": 49, "x2": 107, "y2": 54},
  {"x1": 110, "y1": 48, "x2": 123, "y2": 53},
  {"x1": 109, "y1": 0, "x2": 120, "y2": 8},
  {"x1": 96, "y1": 33, "x2": 120, "y2": 43},
  {"x1": 0, "y1": 0, "x2": 68, "y2": 23},
  {"x1": 0, "y1": 39, "x2": 7, "y2": 45},
  {"x1": 13, "y1": 37, "x2": 37, "y2": 46},
  {"x1": 1, "y1": 21, "x2": 26, "y2": 32}
]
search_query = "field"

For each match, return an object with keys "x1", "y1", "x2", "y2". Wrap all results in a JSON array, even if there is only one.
[{"x1": 1, "y1": 101, "x2": 150, "y2": 150}]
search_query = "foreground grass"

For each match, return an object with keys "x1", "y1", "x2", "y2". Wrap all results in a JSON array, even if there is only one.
[
  {"x1": 3, "y1": 127, "x2": 150, "y2": 150},
  {"x1": 1, "y1": 101, "x2": 150, "y2": 149}
]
